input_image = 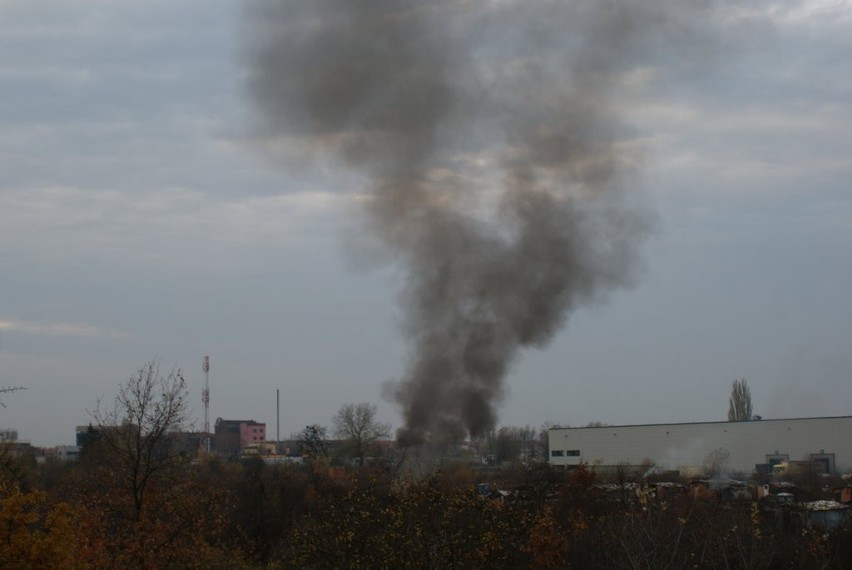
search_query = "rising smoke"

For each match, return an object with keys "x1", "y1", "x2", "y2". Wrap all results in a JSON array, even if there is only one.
[{"x1": 244, "y1": 0, "x2": 719, "y2": 446}]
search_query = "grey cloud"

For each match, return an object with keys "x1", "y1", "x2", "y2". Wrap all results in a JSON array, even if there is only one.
[{"x1": 0, "y1": 319, "x2": 129, "y2": 339}]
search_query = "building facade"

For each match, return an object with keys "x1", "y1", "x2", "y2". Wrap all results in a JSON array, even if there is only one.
[
  {"x1": 0, "y1": 429, "x2": 18, "y2": 442},
  {"x1": 54, "y1": 445, "x2": 81, "y2": 461},
  {"x1": 548, "y1": 416, "x2": 852, "y2": 476},
  {"x1": 213, "y1": 418, "x2": 266, "y2": 459}
]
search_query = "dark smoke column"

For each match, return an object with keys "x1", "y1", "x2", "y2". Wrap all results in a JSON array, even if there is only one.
[{"x1": 244, "y1": 0, "x2": 693, "y2": 447}]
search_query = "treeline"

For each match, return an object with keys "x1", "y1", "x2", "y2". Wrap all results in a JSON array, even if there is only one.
[
  {"x1": 2, "y1": 454, "x2": 852, "y2": 569},
  {"x1": 0, "y1": 364, "x2": 848, "y2": 568}
]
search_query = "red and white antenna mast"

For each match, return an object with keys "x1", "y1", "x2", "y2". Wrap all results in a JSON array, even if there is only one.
[{"x1": 202, "y1": 356, "x2": 210, "y2": 452}]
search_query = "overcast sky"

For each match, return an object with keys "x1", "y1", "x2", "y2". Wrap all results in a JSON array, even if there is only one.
[{"x1": 1, "y1": 0, "x2": 850, "y2": 447}]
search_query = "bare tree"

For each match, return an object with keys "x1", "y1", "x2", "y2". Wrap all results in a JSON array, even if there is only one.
[
  {"x1": 727, "y1": 378, "x2": 753, "y2": 422},
  {"x1": 0, "y1": 386, "x2": 25, "y2": 408},
  {"x1": 333, "y1": 403, "x2": 390, "y2": 466},
  {"x1": 297, "y1": 424, "x2": 328, "y2": 460},
  {"x1": 90, "y1": 361, "x2": 189, "y2": 519},
  {"x1": 488, "y1": 425, "x2": 540, "y2": 464},
  {"x1": 0, "y1": 386, "x2": 27, "y2": 485}
]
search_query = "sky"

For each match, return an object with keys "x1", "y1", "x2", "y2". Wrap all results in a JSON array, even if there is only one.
[{"x1": 1, "y1": 0, "x2": 850, "y2": 447}]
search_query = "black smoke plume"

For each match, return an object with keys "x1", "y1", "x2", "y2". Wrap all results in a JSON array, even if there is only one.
[{"x1": 244, "y1": 0, "x2": 716, "y2": 446}]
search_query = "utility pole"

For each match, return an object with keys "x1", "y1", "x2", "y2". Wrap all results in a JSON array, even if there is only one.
[{"x1": 202, "y1": 356, "x2": 210, "y2": 452}]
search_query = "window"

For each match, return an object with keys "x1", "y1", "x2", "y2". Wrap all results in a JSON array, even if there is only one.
[
  {"x1": 567, "y1": 450, "x2": 580, "y2": 457},
  {"x1": 551, "y1": 450, "x2": 564, "y2": 457}
]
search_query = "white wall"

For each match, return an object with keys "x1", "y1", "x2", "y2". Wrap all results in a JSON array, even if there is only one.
[{"x1": 548, "y1": 416, "x2": 852, "y2": 475}]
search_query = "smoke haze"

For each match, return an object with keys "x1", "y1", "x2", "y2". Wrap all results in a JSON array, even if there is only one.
[{"x1": 244, "y1": 0, "x2": 720, "y2": 446}]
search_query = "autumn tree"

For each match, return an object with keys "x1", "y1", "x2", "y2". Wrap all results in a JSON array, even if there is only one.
[
  {"x1": 727, "y1": 378, "x2": 753, "y2": 422},
  {"x1": 0, "y1": 484, "x2": 106, "y2": 569},
  {"x1": 90, "y1": 361, "x2": 189, "y2": 520},
  {"x1": 282, "y1": 473, "x2": 534, "y2": 568},
  {"x1": 333, "y1": 403, "x2": 390, "y2": 466}
]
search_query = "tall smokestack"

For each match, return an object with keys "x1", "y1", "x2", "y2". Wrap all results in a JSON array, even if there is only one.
[
  {"x1": 276, "y1": 388, "x2": 280, "y2": 455},
  {"x1": 202, "y1": 355, "x2": 210, "y2": 452},
  {"x1": 244, "y1": 0, "x2": 724, "y2": 446}
]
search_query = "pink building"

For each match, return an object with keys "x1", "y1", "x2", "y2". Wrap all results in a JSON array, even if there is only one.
[
  {"x1": 214, "y1": 418, "x2": 266, "y2": 459},
  {"x1": 240, "y1": 421, "x2": 266, "y2": 446}
]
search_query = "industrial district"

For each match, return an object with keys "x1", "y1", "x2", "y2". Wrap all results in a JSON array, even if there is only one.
[
  {"x1": 3, "y1": 355, "x2": 852, "y2": 567},
  {"x1": 5, "y1": 357, "x2": 852, "y2": 516}
]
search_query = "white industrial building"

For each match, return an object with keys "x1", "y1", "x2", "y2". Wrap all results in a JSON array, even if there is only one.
[{"x1": 548, "y1": 416, "x2": 852, "y2": 476}]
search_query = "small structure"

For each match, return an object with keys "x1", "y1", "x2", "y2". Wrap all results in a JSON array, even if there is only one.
[
  {"x1": 690, "y1": 479, "x2": 751, "y2": 501},
  {"x1": 773, "y1": 492, "x2": 796, "y2": 505},
  {"x1": 241, "y1": 441, "x2": 276, "y2": 457},
  {"x1": 800, "y1": 500, "x2": 849, "y2": 531},
  {"x1": 593, "y1": 482, "x2": 641, "y2": 504},
  {"x1": 650, "y1": 481, "x2": 688, "y2": 499}
]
